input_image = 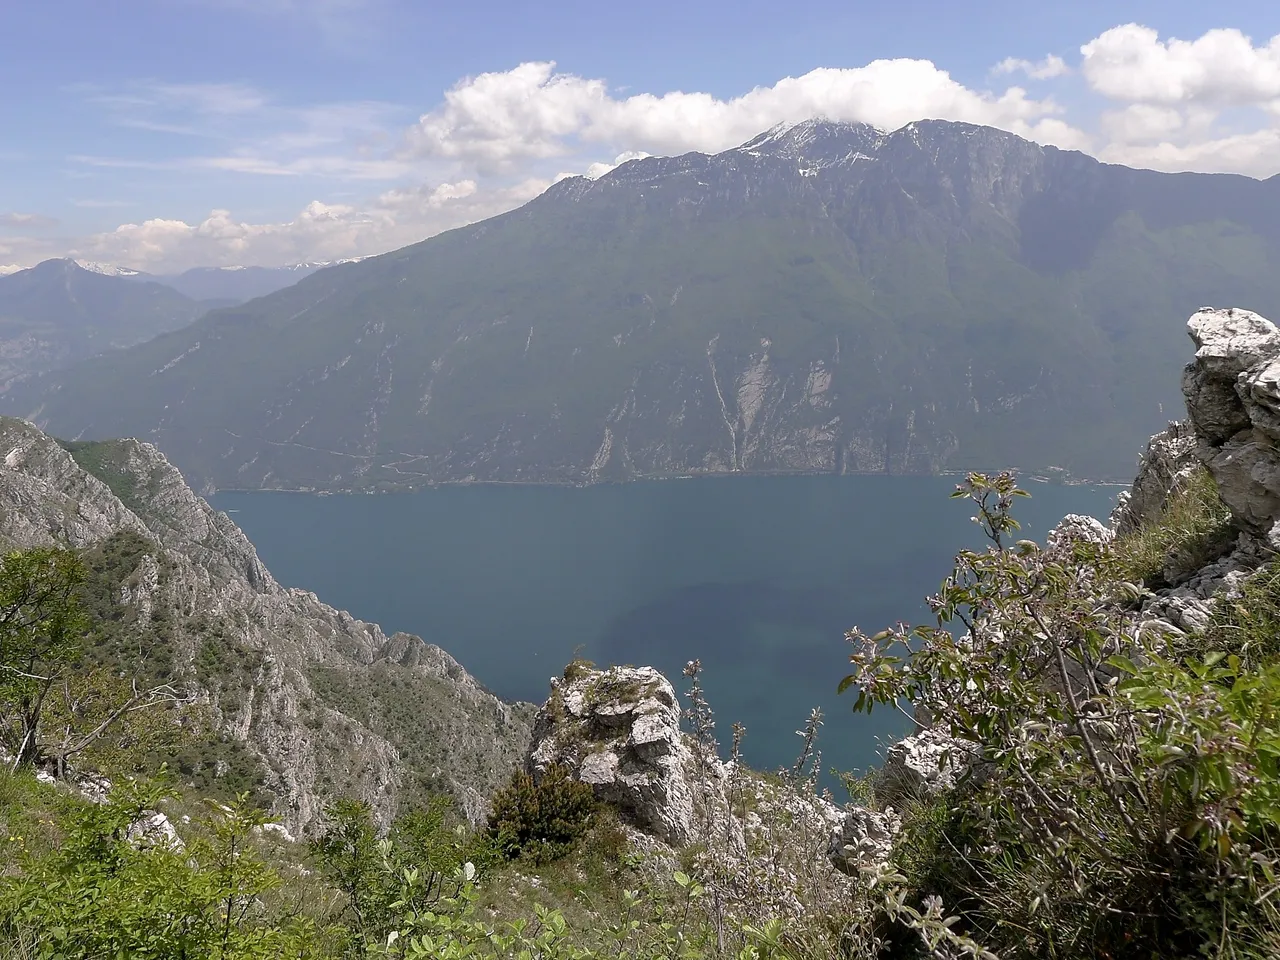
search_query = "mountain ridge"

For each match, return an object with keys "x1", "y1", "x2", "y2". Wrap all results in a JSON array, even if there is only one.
[
  {"x1": 0, "y1": 415, "x2": 533, "y2": 827},
  {"x1": 10, "y1": 118, "x2": 1280, "y2": 492},
  {"x1": 0, "y1": 259, "x2": 221, "y2": 391}
]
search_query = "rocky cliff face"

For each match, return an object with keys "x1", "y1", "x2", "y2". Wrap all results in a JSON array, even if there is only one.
[{"x1": 0, "y1": 417, "x2": 533, "y2": 829}]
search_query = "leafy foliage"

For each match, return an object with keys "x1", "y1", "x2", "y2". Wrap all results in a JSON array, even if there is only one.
[
  {"x1": 843, "y1": 471, "x2": 1280, "y2": 959},
  {"x1": 0, "y1": 780, "x2": 315, "y2": 959},
  {"x1": 0, "y1": 547, "x2": 90, "y2": 768}
]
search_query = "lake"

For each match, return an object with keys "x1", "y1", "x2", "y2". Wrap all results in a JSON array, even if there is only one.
[{"x1": 212, "y1": 475, "x2": 1119, "y2": 786}]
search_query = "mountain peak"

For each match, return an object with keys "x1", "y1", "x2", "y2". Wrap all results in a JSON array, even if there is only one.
[
  {"x1": 733, "y1": 118, "x2": 884, "y2": 164},
  {"x1": 71, "y1": 259, "x2": 142, "y2": 278}
]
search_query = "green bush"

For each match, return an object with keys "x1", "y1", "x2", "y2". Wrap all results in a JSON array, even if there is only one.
[
  {"x1": 0, "y1": 781, "x2": 314, "y2": 959},
  {"x1": 1207, "y1": 561, "x2": 1280, "y2": 669},
  {"x1": 485, "y1": 765, "x2": 597, "y2": 865},
  {"x1": 844, "y1": 472, "x2": 1280, "y2": 960}
]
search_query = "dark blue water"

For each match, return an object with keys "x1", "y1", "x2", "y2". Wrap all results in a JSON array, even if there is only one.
[{"x1": 212, "y1": 475, "x2": 1118, "y2": 784}]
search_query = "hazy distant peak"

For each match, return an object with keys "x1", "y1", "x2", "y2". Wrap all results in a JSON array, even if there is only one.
[
  {"x1": 16, "y1": 257, "x2": 140, "y2": 279},
  {"x1": 71, "y1": 259, "x2": 143, "y2": 278}
]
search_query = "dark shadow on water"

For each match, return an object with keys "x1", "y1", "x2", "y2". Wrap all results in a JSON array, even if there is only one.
[{"x1": 591, "y1": 577, "x2": 916, "y2": 785}]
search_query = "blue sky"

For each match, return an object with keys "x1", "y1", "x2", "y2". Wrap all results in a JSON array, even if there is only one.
[{"x1": 2, "y1": 0, "x2": 1278, "y2": 273}]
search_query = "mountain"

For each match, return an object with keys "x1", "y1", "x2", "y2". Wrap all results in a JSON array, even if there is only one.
[
  {"x1": 0, "y1": 415, "x2": 532, "y2": 828},
  {"x1": 148, "y1": 262, "x2": 352, "y2": 303},
  {"x1": 71, "y1": 259, "x2": 147, "y2": 278},
  {"x1": 0, "y1": 259, "x2": 217, "y2": 390},
  {"x1": 10, "y1": 119, "x2": 1280, "y2": 491},
  {"x1": 65, "y1": 260, "x2": 335, "y2": 303}
]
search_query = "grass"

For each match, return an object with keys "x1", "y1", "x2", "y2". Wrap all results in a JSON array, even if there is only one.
[
  {"x1": 1207, "y1": 562, "x2": 1280, "y2": 669},
  {"x1": 1112, "y1": 464, "x2": 1235, "y2": 587},
  {"x1": 57, "y1": 439, "x2": 148, "y2": 514}
]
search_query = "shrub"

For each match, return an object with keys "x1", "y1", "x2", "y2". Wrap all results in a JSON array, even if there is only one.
[
  {"x1": 0, "y1": 781, "x2": 313, "y2": 959},
  {"x1": 1207, "y1": 560, "x2": 1280, "y2": 669},
  {"x1": 843, "y1": 472, "x2": 1280, "y2": 960},
  {"x1": 485, "y1": 765, "x2": 597, "y2": 864}
]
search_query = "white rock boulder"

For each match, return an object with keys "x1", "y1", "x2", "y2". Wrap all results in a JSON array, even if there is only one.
[
  {"x1": 877, "y1": 729, "x2": 979, "y2": 808},
  {"x1": 525, "y1": 664, "x2": 704, "y2": 846},
  {"x1": 827, "y1": 807, "x2": 900, "y2": 875}
]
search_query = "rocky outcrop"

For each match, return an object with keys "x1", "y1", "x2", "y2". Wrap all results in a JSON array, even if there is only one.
[
  {"x1": 525, "y1": 662, "x2": 906, "y2": 889},
  {"x1": 827, "y1": 807, "x2": 900, "y2": 876},
  {"x1": 1183, "y1": 307, "x2": 1280, "y2": 539},
  {"x1": 876, "y1": 730, "x2": 980, "y2": 810},
  {"x1": 1046, "y1": 513, "x2": 1115, "y2": 553},
  {"x1": 1110, "y1": 421, "x2": 1200, "y2": 538},
  {"x1": 127, "y1": 811, "x2": 184, "y2": 851},
  {"x1": 0, "y1": 417, "x2": 532, "y2": 830},
  {"x1": 525, "y1": 665, "x2": 702, "y2": 846}
]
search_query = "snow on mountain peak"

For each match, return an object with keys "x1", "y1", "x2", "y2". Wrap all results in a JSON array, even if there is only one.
[{"x1": 73, "y1": 259, "x2": 141, "y2": 278}]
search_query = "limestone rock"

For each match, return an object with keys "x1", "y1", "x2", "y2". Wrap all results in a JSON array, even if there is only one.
[
  {"x1": 1185, "y1": 307, "x2": 1280, "y2": 445},
  {"x1": 1110, "y1": 422, "x2": 1200, "y2": 537},
  {"x1": 0, "y1": 416, "x2": 531, "y2": 831},
  {"x1": 526, "y1": 665, "x2": 702, "y2": 846},
  {"x1": 827, "y1": 807, "x2": 900, "y2": 875},
  {"x1": 877, "y1": 729, "x2": 979, "y2": 809},
  {"x1": 1046, "y1": 513, "x2": 1115, "y2": 552},
  {"x1": 1198, "y1": 433, "x2": 1280, "y2": 534},
  {"x1": 1180, "y1": 308, "x2": 1280, "y2": 539},
  {"x1": 126, "y1": 810, "x2": 183, "y2": 851},
  {"x1": 1141, "y1": 594, "x2": 1213, "y2": 634}
]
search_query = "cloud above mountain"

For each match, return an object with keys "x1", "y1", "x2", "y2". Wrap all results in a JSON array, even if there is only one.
[
  {"x1": 401, "y1": 58, "x2": 1085, "y2": 169},
  {"x1": 6, "y1": 22, "x2": 1280, "y2": 274}
]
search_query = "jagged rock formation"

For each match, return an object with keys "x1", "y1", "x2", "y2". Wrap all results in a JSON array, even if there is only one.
[
  {"x1": 1185, "y1": 307, "x2": 1280, "y2": 539},
  {"x1": 526, "y1": 661, "x2": 861, "y2": 922},
  {"x1": 1046, "y1": 513, "x2": 1116, "y2": 553},
  {"x1": 876, "y1": 729, "x2": 981, "y2": 810},
  {"x1": 827, "y1": 807, "x2": 900, "y2": 876},
  {"x1": 525, "y1": 665, "x2": 702, "y2": 846},
  {"x1": 1110, "y1": 420, "x2": 1200, "y2": 537},
  {"x1": 0, "y1": 417, "x2": 533, "y2": 830},
  {"x1": 1093, "y1": 306, "x2": 1280, "y2": 640}
]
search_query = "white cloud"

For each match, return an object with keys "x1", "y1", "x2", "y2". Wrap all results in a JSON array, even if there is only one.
[
  {"x1": 993, "y1": 55, "x2": 1070, "y2": 80},
  {"x1": 1099, "y1": 103, "x2": 1186, "y2": 143},
  {"x1": 79, "y1": 81, "x2": 408, "y2": 181},
  {"x1": 72, "y1": 152, "x2": 410, "y2": 180},
  {"x1": 1081, "y1": 25, "x2": 1280, "y2": 106},
  {"x1": 0, "y1": 264, "x2": 22, "y2": 276},
  {"x1": 1077, "y1": 25, "x2": 1280, "y2": 176},
  {"x1": 17, "y1": 26, "x2": 1280, "y2": 274},
  {"x1": 0, "y1": 213, "x2": 59, "y2": 229},
  {"x1": 403, "y1": 59, "x2": 1082, "y2": 167},
  {"x1": 1098, "y1": 127, "x2": 1280, "y2": 177},
  {"x1": 585, "y1": 151, "x2": 652, "y2": 180},
  {"x1": 65, "y1": 177, "x2": 549, "y2": 273}
]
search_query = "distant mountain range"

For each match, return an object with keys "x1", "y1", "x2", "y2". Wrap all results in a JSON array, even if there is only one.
[
  {"x1": 141, "y1": 261, "x2": 364, "y2": 302},
  {"x1": 0, "y1": 259, "x2": 217, "y2": 390},
  {"x1": 9, "y1": 118, "x2": 1280, "y2": 491},
  {"x1": 0, "y1": 257, "x2": 363, "y2": 389},
  {"x1": 72, "y1": 258, "x2": 363, "y2": 303}
]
